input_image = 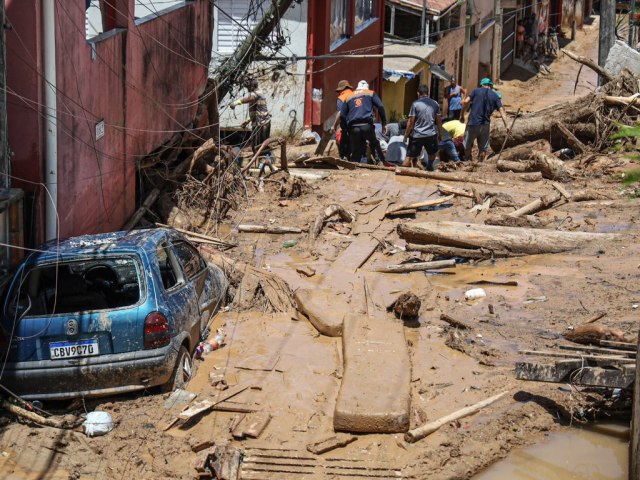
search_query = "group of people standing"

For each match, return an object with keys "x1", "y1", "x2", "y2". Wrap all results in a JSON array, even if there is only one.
[{"x1": 331, "y1": 75, "x2": 510, "y2": 169}]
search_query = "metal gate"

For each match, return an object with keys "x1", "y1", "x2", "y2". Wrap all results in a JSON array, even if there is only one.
[{"x1": 501, "y1": 9, "x2": 516, "y2": 74}]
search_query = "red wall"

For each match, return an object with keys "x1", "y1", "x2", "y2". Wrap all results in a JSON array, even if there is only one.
[
  {"x1": 5, "y1": 0, "x2": 45, "y2": 237},
  {"x1": 7, "y1": 0, "x2": 212, "y2": 240},
  {"x1": 306, "y1": 0, "x2": 385, "y2": 128}
]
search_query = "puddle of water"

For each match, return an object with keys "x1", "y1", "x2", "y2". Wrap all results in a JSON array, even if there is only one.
[{"x1": 474, "y1": 424, "x2": 629, "y2": 480}]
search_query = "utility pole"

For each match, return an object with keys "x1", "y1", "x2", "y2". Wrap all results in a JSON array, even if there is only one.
[
  {"x1": 216, "y1": 0, "x2": 296, "y2": 102},
  {"x1": 461, "y1": 0, "x2": 472, "y2": 89},
  {"x1": 491, "y1": 0, "x2": 502, "y2": 81},
  {"x1": 629, "y1": 0, "x2": 637, "y2": 47},
  {"x1": 0, "y1": 0, "x2": 7, "y2": 189},
  {"x1": 598, "y1": 0, "x2": 615, "y2": 84}
]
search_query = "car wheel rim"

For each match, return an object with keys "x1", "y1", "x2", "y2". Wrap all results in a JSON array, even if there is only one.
[{"x1": 182, "y1": 356, "x2": 192, "y2": 381}]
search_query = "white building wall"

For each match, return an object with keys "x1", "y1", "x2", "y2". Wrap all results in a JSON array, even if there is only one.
[{"x1": 214, "y1": 0, "x2": 308, "y2": 137}]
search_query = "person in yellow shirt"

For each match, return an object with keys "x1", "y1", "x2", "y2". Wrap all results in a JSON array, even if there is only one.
[{"x1": 438, "y1": 119, "x2": 466, "y2": 162}]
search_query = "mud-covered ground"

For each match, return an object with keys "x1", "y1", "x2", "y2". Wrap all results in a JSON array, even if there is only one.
[{"x1": 0, "y1": 15, "x2": 638, "y2": 480}]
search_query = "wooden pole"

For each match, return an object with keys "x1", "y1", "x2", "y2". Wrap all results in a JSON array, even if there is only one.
[
  {"x1": 598, "y1": 0, "x2": 616, "y2": 85},
  {"x1": 630, "y1": 331, "x2": 640, "y2": 480},
  {"x1": 491, "y1": 0, "x2": 503, "y2": 81},
  {"x1": 0, "y1": 0, "x2": 7, "y2": 188}
]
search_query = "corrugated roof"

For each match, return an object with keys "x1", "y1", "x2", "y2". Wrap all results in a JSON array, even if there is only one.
[
  {"x1": 383, "y1": 41, "x2": 436, "y2": 72},
  {"x1": 387, "y1": 0, "x2": 459, "y2": 15}
]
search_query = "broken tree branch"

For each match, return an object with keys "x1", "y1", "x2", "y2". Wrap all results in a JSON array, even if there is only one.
[
  {"x1": 374, "y1": 259, "x2": 456, "y2": 273},
  {"x1": 561, "y1": 49, "x2": 613, "y2": 82},
  {"x1": 238, "y1": 224, "x2": 304, "y2": 234},
  {"x1": 554, "y1": 121, "x2": 587, "y2": 154},
  {"x1": 405, "y1": 391, "x2": 509, "y2": 443},
  {"x1": 507, "y1": 193, "x2": 562, "y2": 218},
  {"x1": 440, "y1": 313, "x2": 471, "y2": 329},
  {"x1": 385, "y1": 195, "x2": 455, "y2": 216},
  {"x1": 311, "y1": 204, "x2": 356, "y2": 239}
]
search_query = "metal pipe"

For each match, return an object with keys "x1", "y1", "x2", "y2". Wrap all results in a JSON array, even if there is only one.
[{"x1": 43, "y1": 0, "x2": 58, "y2": 240}]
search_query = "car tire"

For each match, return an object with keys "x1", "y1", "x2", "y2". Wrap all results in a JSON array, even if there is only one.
[{"x1": 163, "y1": 346, "x2": 192, "y2": 392}]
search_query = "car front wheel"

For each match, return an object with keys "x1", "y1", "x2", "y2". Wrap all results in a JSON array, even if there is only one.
[{"x1": 163, "y1": 346, "x2": 192, "y2": 392}]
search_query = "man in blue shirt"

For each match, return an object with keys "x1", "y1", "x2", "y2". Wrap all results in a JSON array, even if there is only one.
[
  {"x1": 460, "y1": 78, "x2": 510, "y2": 162},
  {"x1": 402, "y1": 84, "x2": 443, "y2": 170},
  {"x1": 445, "y1": 76, "x2": 466, "y2": 120},
  {"x1": 340, "y1": 80, "x2": 387, "y2": 163}
]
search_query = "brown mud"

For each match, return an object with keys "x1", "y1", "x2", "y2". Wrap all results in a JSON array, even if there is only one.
[{"x1": 0, "y1": 16, "x2": 638, "y2": 480}]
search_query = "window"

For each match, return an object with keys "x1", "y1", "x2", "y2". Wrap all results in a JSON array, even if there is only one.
[
  {"x1": 216, "y1": 0, "x2": 269, "y2": 55},
  {"x1": 18, "y1": 257, "x2": 142, "y2": 316},
  {"x1": 171, "y1": 240, "x2": 205, "y2": 280},
  {"x1": 331, "y1": 0, "x2": 349, "y2": 46},
  {"x1": 355, "y1": 0, "x2": 378, "y2": 31},
  {"x1": 157, "y1": 243, "x2": 180, "y2": 289}
]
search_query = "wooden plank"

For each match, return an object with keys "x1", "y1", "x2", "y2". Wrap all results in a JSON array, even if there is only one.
[
  {"x1": 631, "y1": 332, "x2": 640, "y2": 480},
  {"x1": 519, "y1": 350, "x2": 635, "y2": 364},
  {"x1": 600, "y1": 340, "x2": 637, "y2": 351},
  {"x1": 178, "y1": 384, "x2": 251, "y2": 421},
  {"x1": 558, "y1": 344, "x2": 636, "y2": 358}
]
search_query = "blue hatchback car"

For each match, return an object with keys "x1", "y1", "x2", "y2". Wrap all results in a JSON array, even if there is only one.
[{"x1": 0, "y1": 228, "x2": 228, "y2": 400}]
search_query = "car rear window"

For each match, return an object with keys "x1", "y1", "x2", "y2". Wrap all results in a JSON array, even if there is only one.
[{"x1": 18, "y1": 257, "x2": 142, "y2": 316}]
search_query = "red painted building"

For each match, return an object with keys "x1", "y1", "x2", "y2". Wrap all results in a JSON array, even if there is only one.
[
  {"x1": 305, "y1": 0, "x2": 385, "y2": 130},
  {"x1": 6, "y1": 0, "x2": 212, "y2": 242}
]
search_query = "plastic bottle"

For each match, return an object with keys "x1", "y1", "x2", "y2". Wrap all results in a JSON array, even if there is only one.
[{"x1": 464, "y1": 288, "x2": 487, "y2": 300}]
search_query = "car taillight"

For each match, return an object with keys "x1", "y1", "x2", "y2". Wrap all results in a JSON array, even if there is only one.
[{"x1": 144, "y1": 312, "x2": 170, "y2": 349}]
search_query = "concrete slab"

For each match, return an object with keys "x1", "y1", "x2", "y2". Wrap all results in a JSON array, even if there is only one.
[
  {"x1": 605, "y1": 40, "x2": 640, "y2": 76},
  {"x1": 333, "y1": 312, "x2": 411, "y2": 433},
  {"x1": 294, "y1": 288, "x2": 347, "y2": 337}
]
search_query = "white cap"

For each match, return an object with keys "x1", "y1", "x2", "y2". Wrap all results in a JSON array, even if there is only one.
[{"x1": 357, "y1": 80, "x2": 369, "y2": 90}]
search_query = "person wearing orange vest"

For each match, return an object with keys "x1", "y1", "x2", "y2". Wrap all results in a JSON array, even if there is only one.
[
  {"x1": 339, "y1": 80, "x2": 387, "y2": 163},
  {"x1": 330, "y1": 80, "x2": 354, "y2": 159}
]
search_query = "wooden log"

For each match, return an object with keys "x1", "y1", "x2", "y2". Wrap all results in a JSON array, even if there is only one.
[
  {"x1": 397, "y1": 221, "x2": 616, "y2": 255},
  {"x1": 311, "y1": 204, "x2": 356, "y2": 239},
  {"x1": 1, "y1": 400, "x2": 81, "y2": 429},
  {"x1": 570, "y1": 189, "x2": 615, "y2": 202},
  {"x1": 405, "y1": 243, "x2": 518, "y2": 259},
  {"x1": 602, "y1": 94, "x2": 640, "y2": 107},
  {"x1": 386, "y1": 195, "x2": 455, "y2": 216},
  {"x1": 241, "y1": 137, "x2": 283, "y2": 174},
  {"x1": 123, "y1": 188, "x2": 160, "y2": 231},
  {"x1": 561, "y1": 48, "x2": 613, "y2": 82},
  {"x1": 155, "y1": 223, "x2": 237, "y2": 249},
  {"x1": 532, "y1": 152, "x2": 575, "y2": 181},
  {"x1": 440, "y1": 313, "x2": 471, "y2": 329},
  {"x1": 490, "y1": 95, "x2": 595, "y2": 151},
  {"x1": 497, "y1": 159, "x2": 535, "y2": 173},
  {"x1": 600, "y1": 340, "x2": 637, "y2": 351},
  {"x1": 507, "y1": 193, "x2": 562, "y2": 218},
  {"x1": 280, "y1": 140, "x2": 288, "y2": 172},
  {"x1": 484, "y1": 214, "x2": 551, "y2": 229},
  {"x1": 374, "y1": 259, "x2": 456, "y2": 273},
  {"x1": 554, "y1": 121, "x2": 587, "y2": 154},
  {"x1": 515, "y1": 172, "x2": 544, "y2": 182},
  {"x1": 396, "y1": 167, "x2": 505, "y2": 185},
  {"x1": 550, "y1": 181, "x2": 572, "y2": 200},
  {"x1": 238, "y1": 224, "x2": 303, "y2": 234},
  {"x1": 404, "y1": 391, "x2": 509, "y2": 443},
  {"x1": 437, "y1": 184, "x2": 516, "y2": 207},
  {"x1": 493, "y1": 139, "x2": 552, "y2": 162},
  {"x1": 172, "y1": 138, "x2": 217, "y2": 178}
]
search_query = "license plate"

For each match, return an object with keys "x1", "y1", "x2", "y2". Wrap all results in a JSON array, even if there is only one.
[{"x1": 50, "y1": 339, "x2": 100, "y2": 360}]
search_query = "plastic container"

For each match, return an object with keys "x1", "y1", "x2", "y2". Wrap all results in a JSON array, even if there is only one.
[
  {"x1": 464, "y1": 288, "x2": 487, "y2": 300},
  {"x1": 83, "y1": 411, "x2": 114, "y2": 437}
]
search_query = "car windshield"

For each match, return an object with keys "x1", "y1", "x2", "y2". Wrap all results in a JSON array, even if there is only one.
[{"x1": 16, "y1": 256, "x2": 142, "y2": 316}]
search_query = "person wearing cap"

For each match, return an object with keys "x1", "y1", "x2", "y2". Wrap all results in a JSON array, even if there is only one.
[
  {"x1": 460, "y1": 78, "x2": 509, "y2": 162},
  {"x1": 340, "y1": 80, "x2": 387, "y2": 163},
  {"x1": 444, "y1": 76, "x2": 466, "y2": 120},
  {"x1": 403, "y1": 84, "x2": 443, "y2": 170},
  {"x1": 231, "y1": 78, "x2": 273, "y2": 173},
  {"x1": 330, "y1": 80, "x2": 354, "y2": 159}
]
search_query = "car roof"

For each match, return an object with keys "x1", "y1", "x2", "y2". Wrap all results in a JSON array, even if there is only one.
[{"x1": 28, "y1": 228, "x2": 176, "y2": 264}]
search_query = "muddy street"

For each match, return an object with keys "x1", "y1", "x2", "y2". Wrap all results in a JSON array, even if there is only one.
[{"x1": 1, "y1": 3, "x2": 640, "y2": 480}]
